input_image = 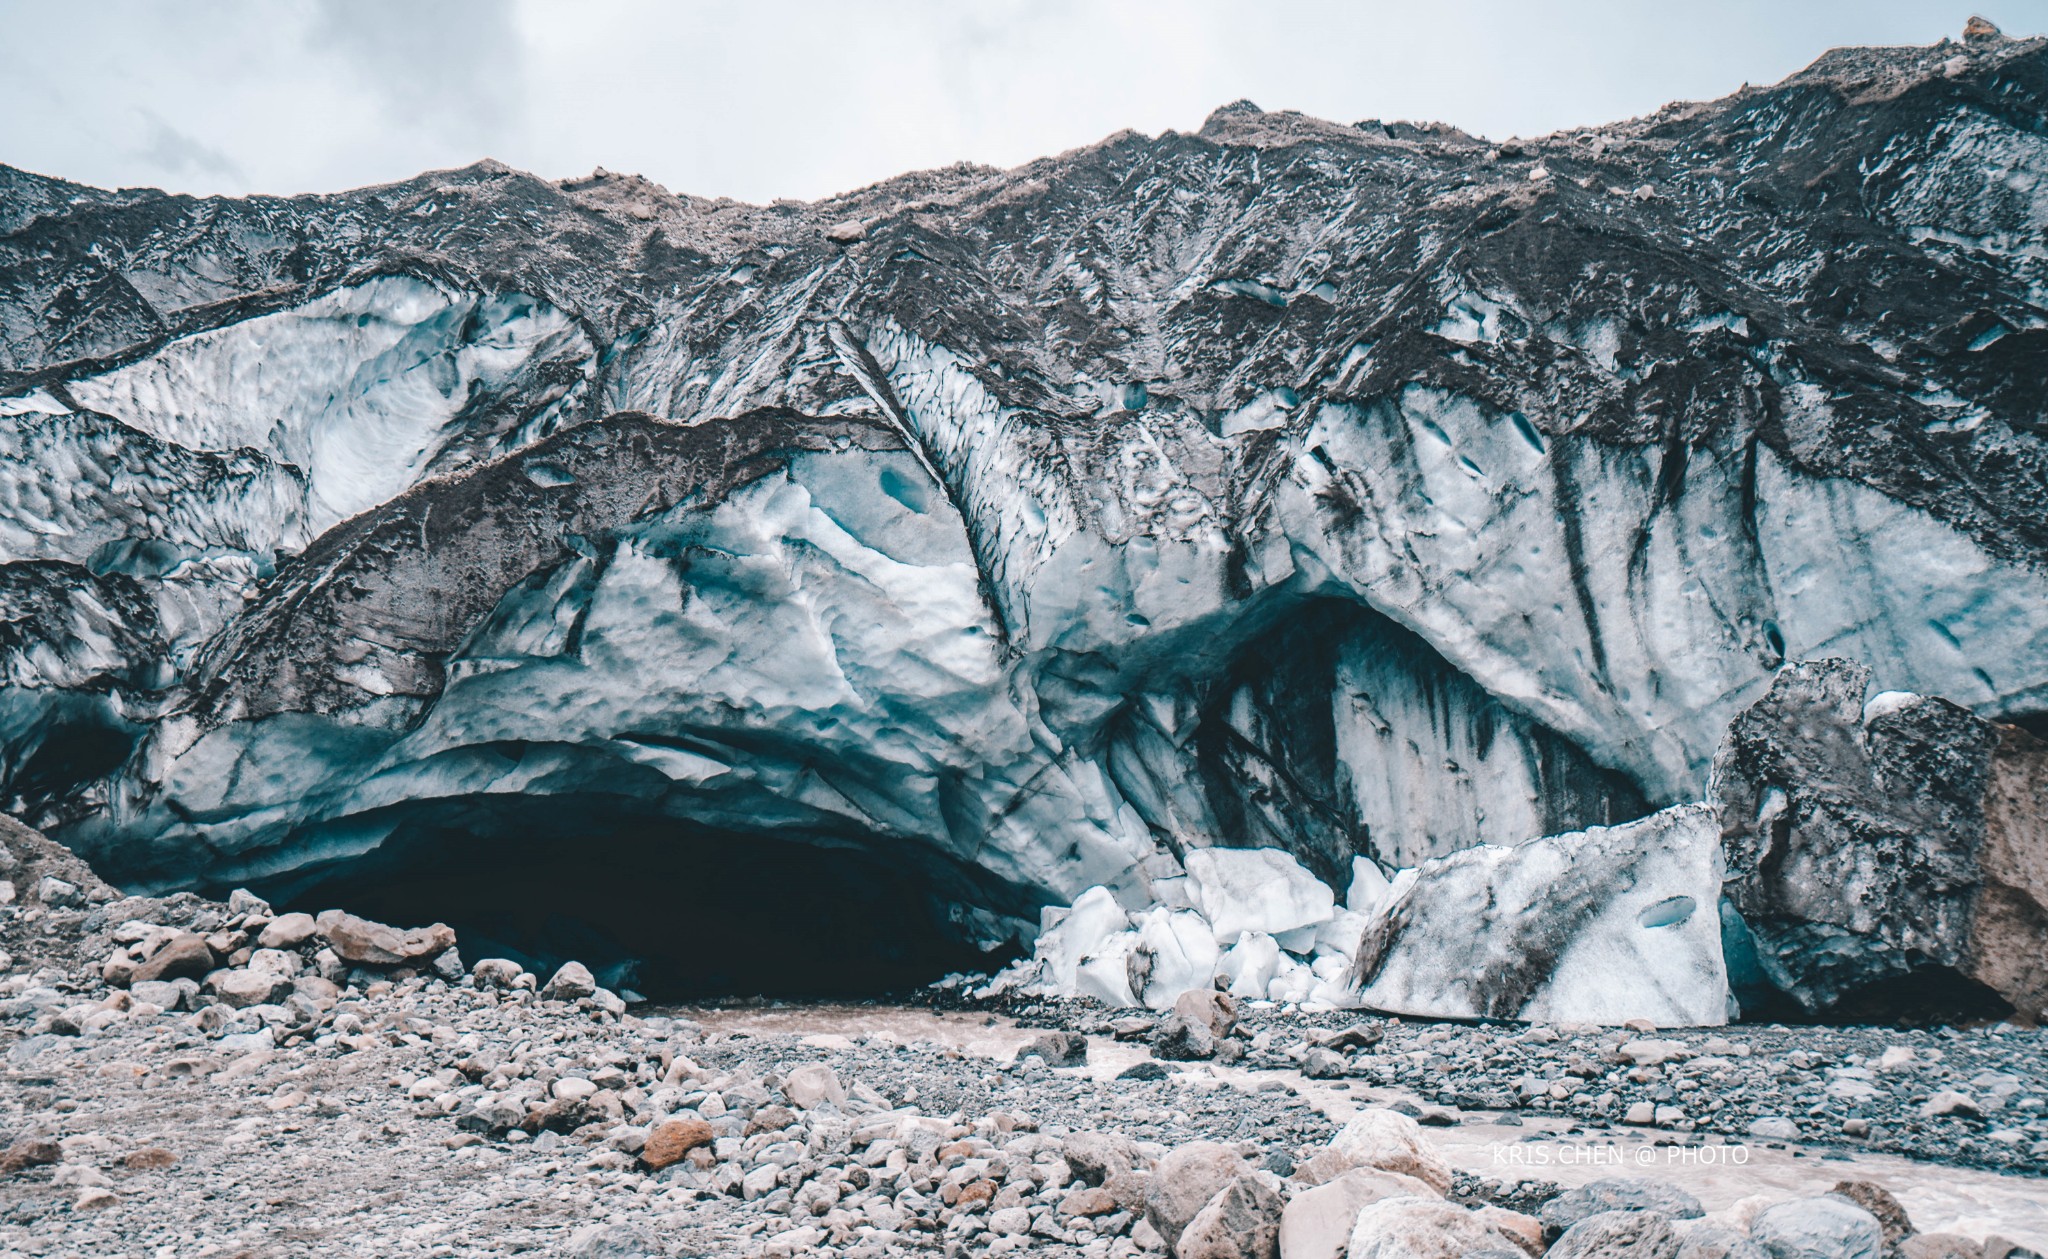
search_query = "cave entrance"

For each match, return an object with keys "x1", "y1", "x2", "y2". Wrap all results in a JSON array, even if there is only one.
[{"x1": 257, "y1": 795, "x2": 1023, "y2": 1001}]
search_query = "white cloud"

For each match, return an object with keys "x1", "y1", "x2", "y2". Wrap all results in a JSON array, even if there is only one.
[{"x1": 0, "y1": 0, "x2": 2041, "y2": 201}]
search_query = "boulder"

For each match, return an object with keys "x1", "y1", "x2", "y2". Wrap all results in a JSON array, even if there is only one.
[
  {"x1": 1322, "y1": 1109, "x2": 1452, "y2": 1196},
  {"x1": 1549, "y1": 1210, "x2": 1682, "y2": 1259},
  {"x1": 1280, "y1": 1167, "x2": 1439, "y2": 1259},
  {"x1": 1748, "y1": 1196, "x2": 1884, "y2": 1259},
  {"x1": 1346, "y1": 1198, "x2": 1527, "y2": 1259},
  {"x1": 1145, "y1": 1141, "x2": 1252, "y2": 1248},
  {"x1": 129, "y1": 980, "x2": 186, "y2": 1011},
  {"x1": 1184, "y1": 847, "x2": 1336, "y2": 944},
  {"x1": 1541, "y1": 1178, "x2": 1705, "y2": 1240},
  {"x1": 1671, "y1": 1220, "x2": 1772, "y2": 1259},
  {"x1": 131, "y1": 934, "x2": 216, "y2": 985},
  {"x1": 640, "y1": 1118, "x2": 712, "y2": 1169},
  {"x1": 1173, "y1": 987, "x2": 1241, "y2": 1039},
  {"x1": 1472, "y1": 1206, "x2": 1544, "y2": 1256},
  {"x1": 470, "y1": 958, "x2": 528, "y2": 989},
  {"x1": 1020, "y1": 1030, "x2": 1089, "y2": 1066},
  {"x1": 1825, "y1": 1182, "x2": 1912, "y2": 1251},
  {"x1": 781, "y1": 1064, "x2": 845, "y2": 1110},
  {"x1": 1176, "y1": 1173, "x2": 1284, "y2": 1259},
  {"x1": 1153, "y1": 1011, "x2": 1218, "y2": 1061},
  {"x1": 256, "y1": 912, "x2": 318, "y2": 950},
  {"x1": 1062, "y1": 1130, "x2": 1140, "y2": 1185},
  {"x1": 1350, "y1": 804, "x2": 1730, "y2": 1026},
  {"x1": 315, "y1": 910, "x2": 456, "y2": 967},
  {"x1": 541, "y1": 961, "x2": 597, "y2": 1001},
  {"x1": 35, "y1": 876, "x2": 83, "y2": 907},
  {"x1": 1713, "y1": 659, "x2": 2048, "y2": 1021},
  {"x1": 209, "y1": 968, "x2": 293, "y2": 1009},
  {"x1": 228, "y1": 889, "x2": 273, "y2": 917}
]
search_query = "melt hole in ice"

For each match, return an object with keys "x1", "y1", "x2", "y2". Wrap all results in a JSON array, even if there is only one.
[{"x1": 1636, "y1": 894, "x2": 1697, "y2": 929}]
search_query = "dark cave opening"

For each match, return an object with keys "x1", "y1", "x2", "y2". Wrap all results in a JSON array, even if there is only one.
[
  {"x1": 1734, "y1": 967, "x2": 2017, "y2": 1028},
  {"x1": 253, "y1": 796, "x2": 1023, "y2": 1002}
]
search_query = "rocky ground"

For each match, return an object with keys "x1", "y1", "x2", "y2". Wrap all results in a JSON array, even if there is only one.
[{"x1": 1, "y1": 820, "x2": 2044, "y2": 1258}]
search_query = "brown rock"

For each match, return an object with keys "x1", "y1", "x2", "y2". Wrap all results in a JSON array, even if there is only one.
[
  {"x1": 519, "y1": 1096, "x2": 600, "y2": 1135},
  {"x1": 0, "y1": 1139, "x2": 60, "y2": 1175},
  {"x1": 640, "y1": 1118, "x2": 713, "y2": 1170},
  {"x1": 131, "y1": 934, "x2": 215, "y2": 985},
  {"x1": 1177, "y1": 1173, "x2": 1283, "y2": 1259},
  {"x1": 1900, "y1": 1236, "x2": 1980, "y2": 1259},
  {"x1": 1105, "y1": 1168, "x2": 1152, "y2": 1214},
  {"x1": 210, "y1": 968, "x2": 293, "y2": 1009},
  {"x1": 316, "y1": 910, "x2": 455, "y2": 966},
  {"x1": 123, "y1": 1148, "x2": 178, "y2": 1170},
  {"x1": 745, "y1": 1104, "x2": 798, "y2": 1135},
  {"x1": 1173, "y1": 987, "x2": 1241, "y2": 1039},
  {"x1": 956, "y1": 1179, "x2": 997, "y2": 1209},
  {"x1": 257, "y1": 912, "x2": 319, "y2": 950},
  {"x1": 1829, "y1": 1181, "x2": 1913, "y2": 1250},
  {"x1": 1472, "y1": 1206, "x2": 1544, "y2": 1257},
  {"x1": 1062, "y1": 1187, "x2": 1119, "y2": 1217}
]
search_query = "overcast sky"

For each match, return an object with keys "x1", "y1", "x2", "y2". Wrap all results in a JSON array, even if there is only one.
[{"x1": 2, "y1": 2, "x2": 2042, "y2": 204}]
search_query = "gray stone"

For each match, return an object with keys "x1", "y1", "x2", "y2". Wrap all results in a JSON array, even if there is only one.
[
  {"x1": 1301, "y1": 1046, "x2": 1350, "y2": 1079},
  {"x1": 34, "y1": 876, "x2": 82, "y2": 908},
  {"x1": 1549, "y1": 1210, "x2": 1682, "y2": 1259},
  {"x1": 1153, "y1": 1012, "x2": 1218, "y2": 1061},
  {"x1": 470, "y1": 957, "x2": 527, "y2": 989},
  {"x1": 1750, "y1": 1196, "x2": 1884, "y2": 1259},
  {"x1": 542, "y1": 960, "x2": 597, "y2": 1001},
  {"x1": 1176, "y1": 1172, "x2": 1283, "y2": 1259},
  {"x1": 128, "y1": 980, "x2": 185, "y2": 1010},
  {"x1": 1063, "y1": 1130, "x2": 1140, "y2": 1185},
  {"x1": 1145, "y1": 1141, "x2": 1251, "y2": 1249},
  {"x1": 1541, "y1": 1178, "x2": 1705, "y2": 1241},
  {"x1": 780, "y1": 1063, "x2": 844, "y2": 1110},
  {"x1": 1672, "y1": 1221, "x2": 1771, "y2": 1259},
  {"x1": 1021, "y1": 1030, "x2": 1089, "y2": 1066}
]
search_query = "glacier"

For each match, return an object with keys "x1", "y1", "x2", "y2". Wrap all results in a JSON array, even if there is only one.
[{"x1": 4, "y1": 29, "x2": 2048, "y2": 1011}]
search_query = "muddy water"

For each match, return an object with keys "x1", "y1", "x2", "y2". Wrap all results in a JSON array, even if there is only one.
[{"x1": 679, "y1": 1003, "x2": 2048, "y2": 1248}]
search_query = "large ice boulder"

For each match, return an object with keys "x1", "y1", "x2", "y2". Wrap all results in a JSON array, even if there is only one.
[
  {"x1": 1032, "y1": 886, "x2": 1132, "y2": 994},
  {"x1": 1184, "y1": 847, "x2": 1336, "y2": 944},
  {"x1": 1350, "y1": 804, "x2": 1730, "y2": 1026}
]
